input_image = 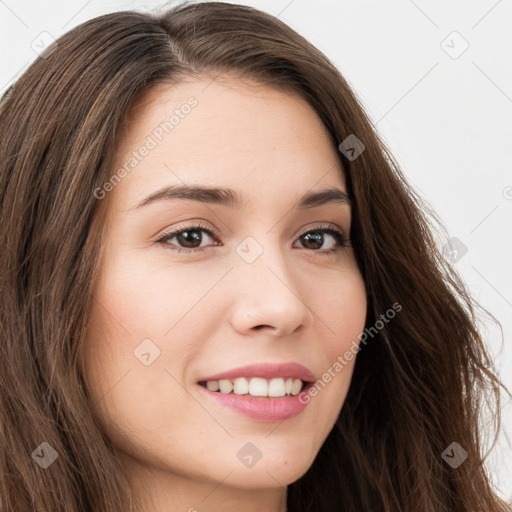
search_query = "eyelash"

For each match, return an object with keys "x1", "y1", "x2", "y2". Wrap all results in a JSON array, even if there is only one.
[{"x1": 155, "y1": 221, "x2": 350, "y2": 257}]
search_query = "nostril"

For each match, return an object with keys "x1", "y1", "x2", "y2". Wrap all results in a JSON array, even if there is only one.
[{"x1": 253, "y1": 325, "x2": 270, "y2": 330}]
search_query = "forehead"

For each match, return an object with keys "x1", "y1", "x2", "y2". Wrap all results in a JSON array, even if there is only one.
[{"x1": 108, "y1": 75, "x2": 346, "y2": 210}]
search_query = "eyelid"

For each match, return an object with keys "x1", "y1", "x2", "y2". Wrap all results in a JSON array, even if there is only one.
[
  {"x1": 155, "y1": 219, "x2": 220, "y2": 242},
  {"x1": 292, "y1": 222, "x2": 348, "y2": 241},
  {"x1": 156, "y1": 221, "x2": 347, "y2": 242},
  {"x1": 155, "y1": 220, "x2": 350, "y2": 253}
]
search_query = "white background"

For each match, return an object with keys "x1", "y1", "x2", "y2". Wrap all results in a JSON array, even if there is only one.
[{"x1": 1, "y1": 0, "x2": 511, "y2": 501}]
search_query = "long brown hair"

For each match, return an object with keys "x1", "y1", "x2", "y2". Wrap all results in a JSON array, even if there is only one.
[{"x1": 0, "y1": 2, "x2": 510, "y2": 511}]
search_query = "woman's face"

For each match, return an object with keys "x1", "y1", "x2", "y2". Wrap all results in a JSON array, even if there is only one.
[{"x1": 83, "y1": 75, "x2": 367, "y2": 506}]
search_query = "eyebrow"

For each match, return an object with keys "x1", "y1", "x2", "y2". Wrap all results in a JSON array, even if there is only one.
[{"x1": 131, "y1": 185, "x2": 351, "y2": 211}]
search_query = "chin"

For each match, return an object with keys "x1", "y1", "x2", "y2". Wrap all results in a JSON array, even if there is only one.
[{"x1": 211, "y1": 440, "x2": 316, "y2": 488}]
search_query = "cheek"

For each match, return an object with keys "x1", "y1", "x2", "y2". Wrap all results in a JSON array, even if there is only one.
[
  {"x1": 81, "y1": 250, "x2": 221, "y2": 417},
  {"x1": 81, "y1": 292, "x2": 194, "y2": 454},
  {"x1": 95, "y1": 247, "x2": 231, "y2": 340},
  {"x1": 306, "y1": 269, "x2": 366, "y2": 418},
  {"x1": 321, "y1": 269, "x2": 367, "y2": 353}
]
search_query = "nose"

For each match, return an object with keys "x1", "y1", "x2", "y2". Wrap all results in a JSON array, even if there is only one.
[{"x1": 229, "y1": 244, "x2": 315, "y2": 337}]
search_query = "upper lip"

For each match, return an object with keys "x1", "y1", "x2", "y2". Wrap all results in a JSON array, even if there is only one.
[{"x1": 198, "y1": 362, "x2": 317, "y2": 383}]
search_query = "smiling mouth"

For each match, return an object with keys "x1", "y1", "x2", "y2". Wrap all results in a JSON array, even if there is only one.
[{"x1": 198, "y1": 376, "x2": 308, "y2": 398}]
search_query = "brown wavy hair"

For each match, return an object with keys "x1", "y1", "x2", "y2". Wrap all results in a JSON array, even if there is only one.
[{"x1": 0, "y1": 2, "x2": 510, "y2": 511}]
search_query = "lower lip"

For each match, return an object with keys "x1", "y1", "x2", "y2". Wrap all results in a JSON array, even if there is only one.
[{"x1": 197, "y1": 382, "x2": 314, "y2": 422}]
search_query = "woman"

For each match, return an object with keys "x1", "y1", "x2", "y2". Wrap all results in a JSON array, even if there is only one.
[{"x1": 0, "y1": 2, "x2": 509, "y2": 511}]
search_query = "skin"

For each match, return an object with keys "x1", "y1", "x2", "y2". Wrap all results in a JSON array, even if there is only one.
[{"x1": 83, "y1": 75, "x2": 367, "y2": 512}]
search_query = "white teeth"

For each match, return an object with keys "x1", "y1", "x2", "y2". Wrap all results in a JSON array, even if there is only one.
[
  {"x1": 218, "y1": 379, "x2": 233, "y2": 394},
  {"x1": 268, "y1": 378, "x2": 286, "y2": 397},
  {"x1": 233, "y1": 377, "x2": 249, "y2": 395},
  {"x1": 291, "y1": 378, "x2": 302, "y2": 395},
  {"x1": 203, "y1": 377, "x2": 304, "y2": 397},
  {"x1": 249, "y1": 377, "x2": 268, "y2": 396},
  {"x1": 206, "y1": 380, "x2": 220, "y2": 392}
]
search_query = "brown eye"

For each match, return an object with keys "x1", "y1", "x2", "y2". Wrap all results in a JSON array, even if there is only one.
[
  {"x1": 156, "y1": 223, "x2": 349, "y2": 255},
  {"x1": 295, "y1": 228, "x2": 349, "y2": 253},
  {"x1": 173, "y1": 229, "x2": 207, "y2": 248},
  {"x1": 157, "y1": 224, "x2": 218, "y2": 253}
]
